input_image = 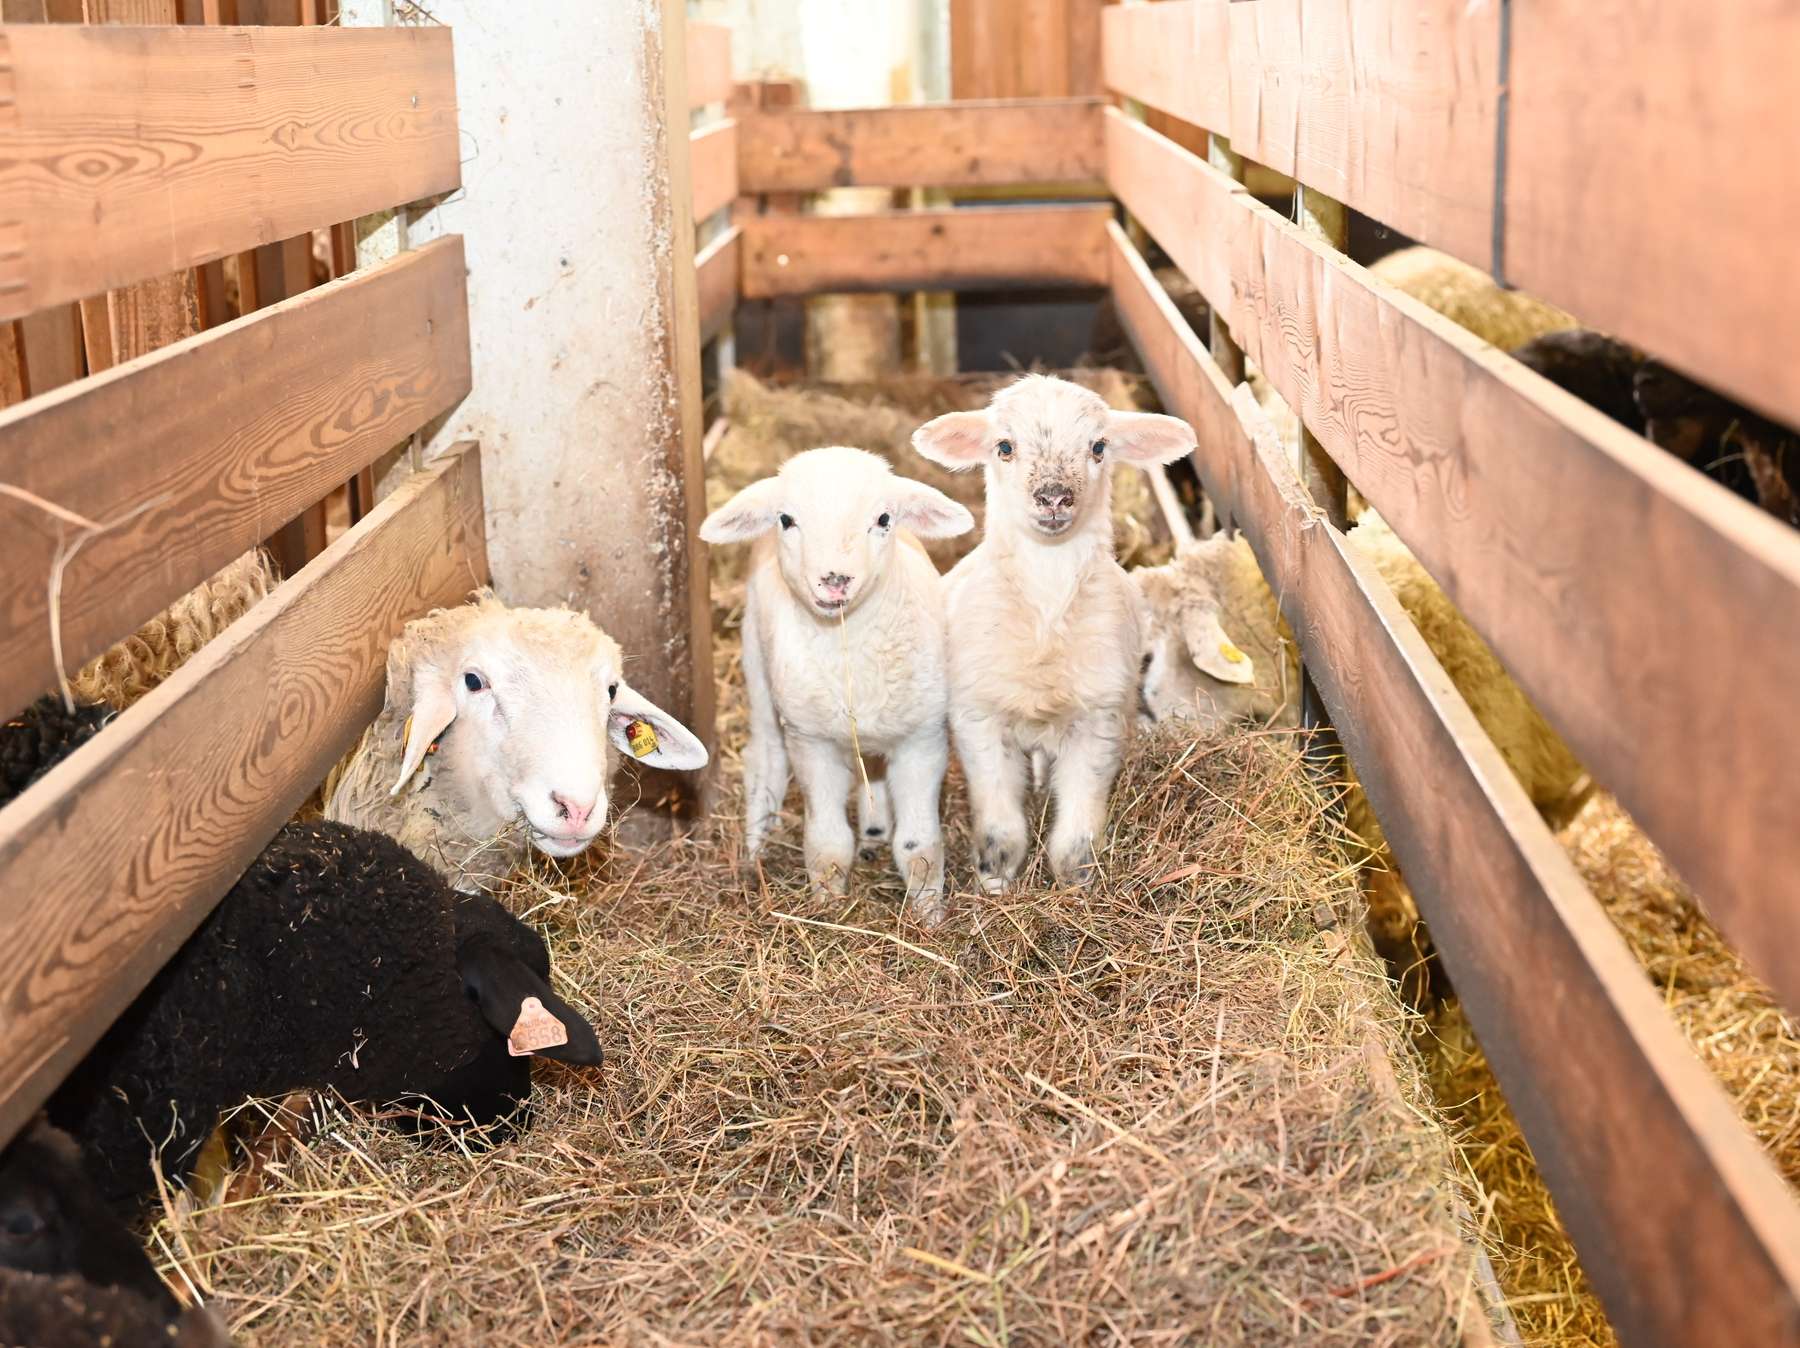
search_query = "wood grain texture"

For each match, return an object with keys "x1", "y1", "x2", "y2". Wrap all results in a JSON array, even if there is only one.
[
  {"x1": 685, "y1": 20, "x2": 732, "y2": 109},
  {"x1": 1100, "y1": 0, "x2": 1228, "y2": 134},
  {"x1": 0, "y1": 322, "x2": 22, "y2": 408},
  {"x1": 695, "y1": 224, "x2": 739, "y2": 345},
  {"x1": 0, "y1": 23, "x2": 460, "y2": 322},
  {"x1": 0, "y1": 237, "x2": 472, "y2": 721},
  {"x1": 0, "y1": 444, "x2": 488, "y2": 1150},
  {"x1": 737, "y1": 99, "x2": 1106, "y2": 193},
  {"x1": 690, "y1": 118, "x2": 739, "y2": 224},
  {"x1": 1107, "y1": 223, "x2": 1800, "y2": 1347},
  {"x1": 1103, "y1": 108, "x2": 1240, "y2": 318},
  {"x1": 1506, "y1": 1, "x2": 1800, "y2": 427},
  {"x1": 951, "y1": 0, "x2": 1099, "y2": 98},
  {"x1": 1224, "y1": 0, "x2": 1497, "y2": 267},
  {"x1": 741, "y1": 204, "x2": 1113, "y2": 298},
  {"x1": 16, "y1": 305, "x2": 86, "y2": 394}
]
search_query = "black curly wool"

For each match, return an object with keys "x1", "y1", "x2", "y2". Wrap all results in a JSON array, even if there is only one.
[
  {"x1": 0, "y1": 696, "x2": 112, "y2": 808},
  {"x1": 0, "y1": 1270, "x2": 229, "y2": 1348},
  {"x1": 48, "y1": 821, "x2": 598, "y2": 1208}
]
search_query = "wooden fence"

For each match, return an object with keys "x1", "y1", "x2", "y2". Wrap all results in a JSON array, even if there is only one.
[
  {"x1": 687, "y1": 6, "x2": 1800, "y2": 1345},
  {"x1": 0, "y1": 16, "x2": 485, "y2": 1151}
]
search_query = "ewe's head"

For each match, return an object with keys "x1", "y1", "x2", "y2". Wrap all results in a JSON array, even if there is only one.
[
  {"x1": 1133, "y1": 539, "x2": 1264, "y2": 732},
  {"x1": 387, "y1": 593, "x2": 707, "y2": 858},
  {"x1": 911, "y1": 374, "x2": 1195, "y2": 542},
  {"x1": 700, "y1": 446, "x2": 973, "y2": 618}
]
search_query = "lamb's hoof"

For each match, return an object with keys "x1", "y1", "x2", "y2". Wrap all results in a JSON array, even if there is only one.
[
  {"x1": 979, "y1": 873, "x2": 1008, "y2": 896},
  {"x1": 1051, "y1": 841, "x2": 1097, "y2": 888},
  {"x1": 907, "y1": 888, "x2": 948, "y2": 927},
  {"x1": 812, "y1": 859, "x2": 851, "y2": 896},
  {"x1": 976, "y1": 830, "x2": 1022, "y2": 894},
  {"x1": 859, "y1": 843, "x2": 885, "y2": 863}
]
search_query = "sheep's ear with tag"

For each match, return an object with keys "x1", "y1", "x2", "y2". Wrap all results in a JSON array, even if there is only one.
[
  {"x1": 1181, "y1": 608, "x2": 1257, "y2": 685},
  {"x1": 392, "y1": 676, "x2": 457, "y2": 795},
  {"x1": 609, "y1": 683, "x2": 710, "y2": 770},
  {"x1": 458, "y1": 939, "x2": 604, "y2": 1067}
]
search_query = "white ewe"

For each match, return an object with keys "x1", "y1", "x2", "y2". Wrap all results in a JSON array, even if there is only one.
[
  {"x1": 701, "y1": 447, "x2": 974, "y2": 922},
  {"x1": 911, "y1": 374, "x2": 1196, "y2": 890},
  {"x1": 327, "y1": 591, "x2": 708, "y2": 891}
]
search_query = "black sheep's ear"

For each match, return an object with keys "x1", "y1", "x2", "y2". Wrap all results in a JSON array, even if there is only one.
[{"x1": 458, "y1": 940, "x2": 604, "y2": 1068}]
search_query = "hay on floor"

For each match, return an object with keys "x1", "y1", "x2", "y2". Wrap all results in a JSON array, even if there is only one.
[
  {"x1": 159, "y1": 694, "x2": 1486, "y2": 1344},
  {"x1": 1424, "y1": 790, "x2": 1800, "y2": 1346}
]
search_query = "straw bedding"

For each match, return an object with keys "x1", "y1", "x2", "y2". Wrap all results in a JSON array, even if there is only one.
[{"x1": 157, "y1": 604, "x2": 1487, "y2": 1345}]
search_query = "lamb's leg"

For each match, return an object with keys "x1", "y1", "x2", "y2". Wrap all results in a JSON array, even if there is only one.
[
  {"x1": 790, "y1": 736, "x2": 856, "y2": 894},
  {"x1": 954, "y1": 708, "x2": 1028, "y2": 895},
  {"x1": 885, "y1": 728, "x2": 949, "y2": 924},
  {"x1": 1046, "y1": 712, "x2": 1128, "y2": 886},
  {"x1": 856, "y1": 767, "x2": 893, "y2": 863},
  {"x1": 741, "y1": 610, "x2": 790, "y2": 861}
]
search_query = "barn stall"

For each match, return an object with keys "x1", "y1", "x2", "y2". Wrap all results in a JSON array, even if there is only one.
[{"x1": 1, "y1": 2, "x2": 1797, "y2": 1345}]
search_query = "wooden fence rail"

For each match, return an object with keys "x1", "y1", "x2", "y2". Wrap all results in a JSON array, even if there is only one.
[
  {"x1": 1108, "y1": 221, "x2": 1800, "y2": 1348},
  {"x1": 1100, "y1": 0, "x2": 1800, "y2": 430},
  {"x1": 0, "y1": 445, "x2": 488, "y2": 1147},
  {"x1": 0, "y1": 23, "x2": 461, "y2": 323}
]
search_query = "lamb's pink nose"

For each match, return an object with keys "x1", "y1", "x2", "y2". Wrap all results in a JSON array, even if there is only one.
[
  {"x1": 550, "y1": 792, "x2": 596, "y2": 833},
  {"x1": 820, "y1": 572, "x2": 852, "y2": 598}
]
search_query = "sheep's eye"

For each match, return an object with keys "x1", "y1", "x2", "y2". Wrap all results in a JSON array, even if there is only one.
[
  {"x1": 463, "y1": 671, "x2": 488, "y2": 693},
  {"x1": 876, "y1": 512, "x2": 891, "y2": 529},
  {"x1": 996, "y1": 441, "x2": 1015, "y2": 460},
  {"x1": 778, "y1": 513, "x2": 796, "y2": 530},
  {"x1": 1092, "y1": 440, "x2": 1107, "y2": 460},
  {"x1": 607, "y1": 682, "x2": 619, "y2": 700}
]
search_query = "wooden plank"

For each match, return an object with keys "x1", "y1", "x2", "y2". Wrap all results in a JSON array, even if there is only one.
[
  {"x1": 737, "y1": 99, "x2": 1106, "y2": 193},
  {"x1": 0, "y1": 237, "x2": 472, "y2": 721},
  {"x1": 0, "y1": 444, "x2": 487, "y2": 1149},
  {"x1": 0, "y1": 322, "x2": 22, "y2": 408},
  {"x1": 1103, "y1": 108, "x2": 1238, "y2": 318},
  {"x1": 952, "y1": 0, "x2": 1079, "y2": 99},
  {"x1": 1105, "y1": 114, "x2": 1800, "y2": 1026},
  {"x1": 695, "y1": 223, "x2": 739, "y2": 345},
  {"x1": 1506, "y1": 2, "x2": 1800, "y2": 428},
  {"x1": 0, "y1": 24, "x2": 461, "y2": 322},
  {"x1": 742, "y1": 204, "x2": 1112, "y2": 299},
  {"x1": 1223, "y1": 0, "x2": 1498, "y2": 269},
  {"x1": 1107, "y1": 222, "x2": 1800, "y2": 1348},
  {"x1": 15, "y1": 305, "x2": 84, "y2": 394},
  {"x1": 685, "y1": 19, "x2": 732, "y2": 109},
  {"x1": 1100, "y1": 0, "x2": 1228, "y2": 134},
  {"x1": 690, "y1": 118, "x2": 739, "y2": 224}
]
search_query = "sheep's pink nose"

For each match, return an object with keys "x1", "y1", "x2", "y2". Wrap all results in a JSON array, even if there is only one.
[
  {"x1": 820, "y1": 572, "x2": 852, "y2": 597},
  {"x1": 1034, "y1": 484, "x2": 1075, "y2": 512},
  {"x1": 550, "y1": 792, "x2": 597, "y2": 833}
]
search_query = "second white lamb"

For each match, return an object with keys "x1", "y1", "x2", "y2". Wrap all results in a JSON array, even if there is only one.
[{"x1": 701, "y1": 446, "x2": 974, "y2": 922}]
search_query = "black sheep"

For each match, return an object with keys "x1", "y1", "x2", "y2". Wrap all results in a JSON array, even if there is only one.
[
  {"x1": 49, "y1": 821, "x2": 602, "y2": 1208},
  {"x1": 0, "y1": 697, "x2": 113, "y2": 809},
  {"x1": 0, "y1": 1271, "x2": 231, "y2": 1348}
]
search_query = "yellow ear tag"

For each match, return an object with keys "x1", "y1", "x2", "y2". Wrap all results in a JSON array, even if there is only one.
[
  {"x1": 1219, "y1": 641, "x2": 1247, "y2": 664},
  {"x1": 626, "y1": 718, "x2": 659, "y2": 759}
]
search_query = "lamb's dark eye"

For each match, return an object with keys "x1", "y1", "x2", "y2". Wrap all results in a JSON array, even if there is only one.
[
  {"x1": 607, "y1": 682, "x2": 619, "y2": 700},
  {"x1": 876, "y1": 512, "x2": 891, "y2": 529},
  {"x1": 1092, "y1": 440, "x2": 1107, "y2": 460},
  {"x1": 779, "y1": 513, "x2": 796, "y2": 530},
  {"x1": 996, "y1": 441, "x2": 1015, "y2": 460},
  {"x1": 463, "y1": 670, "x2": 488, "y2": 693}
]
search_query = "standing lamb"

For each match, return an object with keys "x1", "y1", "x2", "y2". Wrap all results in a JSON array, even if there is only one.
[
  {"x1": 701, "y1": 447, "x2": 974, "y2": 921},
  {"x1": 327, "y1": 591, "x2": 709, "y2": 891},
  {"x1": 911, "y1": 374, "x2": 1196, "y2": 891}
]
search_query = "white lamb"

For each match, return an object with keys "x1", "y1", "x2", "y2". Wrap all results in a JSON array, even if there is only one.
[
  {"x1": 911, "y1": 374, "x2": 1196, "y2": 890},
  {"x1": 701, "y1": 447, "x2": 974, "y2": 921},
  {"x1": 327, "y1": 591, "x2": 709, "y2": 891}
]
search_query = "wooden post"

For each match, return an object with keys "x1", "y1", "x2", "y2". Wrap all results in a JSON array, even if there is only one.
[
  {"x1": 1207, "y1": 132, "x2": 1246, "y2": 538},
  {"x1": 340, "y1": 0, "x2": 716, "y2": 835}
]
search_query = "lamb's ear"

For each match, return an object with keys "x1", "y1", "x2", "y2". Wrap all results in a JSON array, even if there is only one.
[
  {"x1": 1181, "y1": 608, "x2": 1256, "y2": 685},
  {"x1": 1105, "y1": 410, "x2": 1197, "y2": 465},
  {"x1": 392, "y1": 670, "x2": 457, "y2": 795},
  {"x1": 609, "y1": 683, "x2": 710, "y2": 771},
  {"x1": 700, "y1": 478, "x2": 783, "y2": 544},
  {"x1": 892, "y1": 479, "x2": 975, "y2": 538},
  {"x1": 459, "y1": 940, "x2": 603, "y2": 1067},
  {"x1": 911, "y1": 410, "x2": 991, "y2": 469}
]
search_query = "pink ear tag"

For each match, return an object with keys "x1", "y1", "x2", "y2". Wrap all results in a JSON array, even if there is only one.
[{"x1": 507, "y1": 996, "x2": 569, "y2": 1057}]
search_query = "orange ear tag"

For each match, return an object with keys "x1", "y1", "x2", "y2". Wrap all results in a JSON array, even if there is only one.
[
  {"x1": 508, "y1": 996, "x2": 570, "y2": 1057},
  {"x1": 626, "y1": 718, "x2": 659, "y2": 759}
]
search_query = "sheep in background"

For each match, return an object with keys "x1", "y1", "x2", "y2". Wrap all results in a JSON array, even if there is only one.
[
  {"x1": 702, "y1": 447, "x2": 974, "y2": 921},
  {"x1": 1134, "y1": 518, "x2": 1589, "y2": 998},
  {"x1": 49, "y1": 821, "x2": 602, "y2": 1208},
  {"x1": 68, "y1": 549, "x2": 278, "y2": 712},
  {"x1": 913, "y1": 375, "x2": 1196, "y2": 891},
  {"x1": 1, "y1": 696, "x2": 113, "y2": 808},
  {"x1": 1368, "y1": 245, "x2": 1578, "y2": 351},
  {"x1": 326, "y1": 591, "x2": 709, "y2": 892}
]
